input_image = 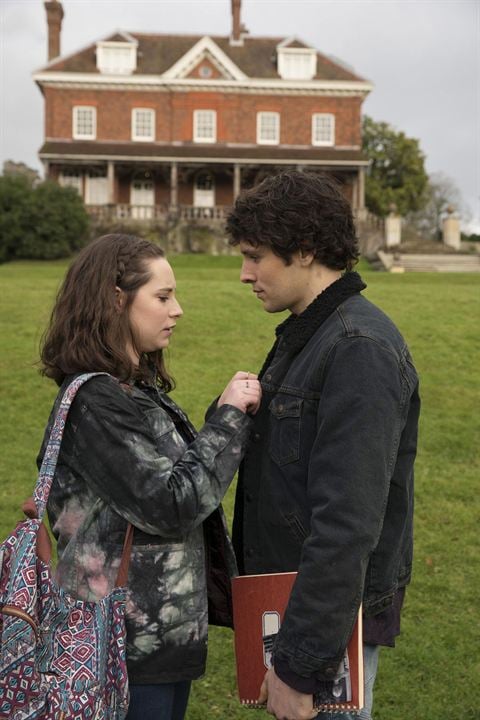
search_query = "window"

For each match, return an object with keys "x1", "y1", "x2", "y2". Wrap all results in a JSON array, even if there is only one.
[
  {"x1": 96, "y1": 43, "x2": 137, "y2": 75},
  {"x1": 312, "y1": 114, "x2": 335, "y2": 146},
  {"x1": 193, "y1": 110, "x2": 216, "y2": 143},
  {"x1": 199, "y1": 64, "x2": 213, "y2": 78},
  {"x1": 257, "y1": 112, "x2": 280, "y2": 145},
  {"x1": 73, "y1": 106, "x2": 96, "y2": 140},
  {"x1": 85, "y1": 169, "x2": 108, "y2": 205},
  {"x1": 59, "y1": 169, "x2": 82, "y2": 195},
  {"x1": 132, "y1": 108, "x2": 155, "y2": 142},
  {"x1": 277, "y1": 49, "x2": 317, "y2": 80}
]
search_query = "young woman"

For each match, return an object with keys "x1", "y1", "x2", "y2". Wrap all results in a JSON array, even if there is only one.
[{"x1": 38, "y1": 234, "x2": 261, "y2": 720}]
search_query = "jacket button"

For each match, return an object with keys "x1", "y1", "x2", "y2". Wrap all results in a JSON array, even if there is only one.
[
  {"x1": 246, "y1": 548, "x2": 254, "y2": 558},
  {"x1": 324, "y1": 667, "x2": 337, "y2": 679},
  {"x1": 265, "y1": 373, "x2": 272, "y2": 381},
  {"x1": 253, "y1": 432, "x2": 261, "y2": 442},
  {"x1": 246, "y1": 493, "x2": 253, "y2": 502}
]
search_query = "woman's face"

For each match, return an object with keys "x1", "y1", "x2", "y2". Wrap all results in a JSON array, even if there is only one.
[{"x1": 126, "y1": 257, "x2": 183, "y2": 360}]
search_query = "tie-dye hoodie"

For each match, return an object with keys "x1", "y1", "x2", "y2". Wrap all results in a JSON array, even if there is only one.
[{"x1": 37, "y1": 374, "x2": 251, "y2": 684}]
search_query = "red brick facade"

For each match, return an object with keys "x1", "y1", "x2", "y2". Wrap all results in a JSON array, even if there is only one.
[
  {"x1": 44, "y1": 87, "x2": 362, "y2": 147},
  {"x1": 36, "y1": 13, "x2": 371, "y2": 221}
]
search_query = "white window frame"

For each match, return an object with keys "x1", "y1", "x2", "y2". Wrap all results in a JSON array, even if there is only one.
[
  {"x1": 85, "y1": 170, "x2": 109, "y2": 206},
  {"x1": 132, "y1": 108, "x2": 155, "y2": 142},
  {"x1": 312, "y1": 113, "x2": 335, "y2": 147},
  {"x1": 59, "y1": 169, "x2": 83, "y2": 195},
  {"x1": 72, "y1": 106, "x2": 96, "y2": 140},
  {"x1": 96, "y1": 42, "x2": 137, "y2": 75},
  {"x1": 193, "y1": 110, "x2": 217, "y2": 143},
  {"x1": 257, "y1": 112, "x2": 280, "y2": 145},
  {"x1": 277, "y1": 48, "x2": 317, "y2": 80}
]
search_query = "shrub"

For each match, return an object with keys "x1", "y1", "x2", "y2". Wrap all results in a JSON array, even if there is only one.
[
  {"x1": 0, "y1": 175, "x2": 90, "y2": 262},
  {"x1": 15, "y1": 181, "x2": 89, "y2": 260},
  {"x1": 0, "y1": 174, "x2": 33, "y2": 263}
]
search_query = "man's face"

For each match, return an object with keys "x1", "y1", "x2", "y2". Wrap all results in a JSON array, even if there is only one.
[{"x1": 239, "y1": 241, "x2": 311, "y2": 315}]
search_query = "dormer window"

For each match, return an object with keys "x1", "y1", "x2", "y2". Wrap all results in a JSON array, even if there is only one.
[
  {"x1": 277, "y1": 47, "x2": 317, "y2": 80},
  {"x1": 96, "y1": 41, "x2": 137, "y2": 75}
]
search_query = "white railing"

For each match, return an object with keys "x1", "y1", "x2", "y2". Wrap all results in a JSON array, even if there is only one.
[{"x1": 86, "y1": 204, "x2": 232, "y2": 223}]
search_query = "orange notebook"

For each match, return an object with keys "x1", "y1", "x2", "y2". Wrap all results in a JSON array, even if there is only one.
[{"x1": 231, "y1": 571, "x2": 364, "y2": 714}]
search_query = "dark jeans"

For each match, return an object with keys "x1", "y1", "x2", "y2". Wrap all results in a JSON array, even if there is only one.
[{"x1": 126, "y1": 681, "x2": 191, "y2": 720}]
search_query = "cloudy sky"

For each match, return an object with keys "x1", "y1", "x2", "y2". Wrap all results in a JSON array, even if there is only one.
[{"x1": 1, "y1": 0, "x2": 479, "y2": 230}]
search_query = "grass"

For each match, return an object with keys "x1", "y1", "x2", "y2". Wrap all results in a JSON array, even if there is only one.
[{"x1": 0, "y1": 256, "x2": 479, "y2": 719}]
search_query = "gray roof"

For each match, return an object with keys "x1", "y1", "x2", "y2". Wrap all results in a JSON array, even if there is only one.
[{"x1": 42, "y1": 33, "x2": 365, "y2": 82}]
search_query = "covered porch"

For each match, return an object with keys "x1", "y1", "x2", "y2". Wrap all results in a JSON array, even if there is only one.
[{"x1": 40, "y1": 141, "x2": 368, "y2": 226}]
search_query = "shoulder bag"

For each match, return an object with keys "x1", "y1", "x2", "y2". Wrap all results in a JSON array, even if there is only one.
[{"x1": 0, "y1": 373, "x2": 133, "y2": 719}]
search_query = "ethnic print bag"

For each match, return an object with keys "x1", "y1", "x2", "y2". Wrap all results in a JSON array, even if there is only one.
[{"x1": 0, "y1": 373, "x2": 133, "y2": 720}]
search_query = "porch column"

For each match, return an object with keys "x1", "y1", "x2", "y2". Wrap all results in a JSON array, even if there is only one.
[
  {"x1": 107, "y1": 161, "x2": 115, "y2": 204},
  {"x1": 358, "y1": 167, "x2": 365, "y2": 210},
  {"x1": 170, "y1": 162, "x2": 178, "y2": 206},
  {"x1": 42, "y1": 159, "x2": 50, "y2": 180},
  {"x1": 356, "y1": 166, "x2": 367, "y2": 221},
  {"x1": 352, "y1": 174, "x2": 359, "y2": 210},
  {"x1": 233, "y1": 163, "x2": 241, "y2": 200}
]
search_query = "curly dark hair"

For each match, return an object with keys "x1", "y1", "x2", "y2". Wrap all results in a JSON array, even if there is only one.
[
  {"x1": 226, "y1": 171, "x2": 359, "y2": 270},
  {"x1": 40, "y1": 234, "x2": 174, "y2": 390}
]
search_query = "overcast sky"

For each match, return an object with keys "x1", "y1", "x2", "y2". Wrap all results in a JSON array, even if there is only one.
[{"x1": 1, "y1": 0, "x2": 479, "y2": 230}]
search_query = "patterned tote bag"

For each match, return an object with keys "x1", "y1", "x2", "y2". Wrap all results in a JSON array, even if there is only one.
[{"x1": 0, "y1": 373, "x2": 133, "y2": 720}]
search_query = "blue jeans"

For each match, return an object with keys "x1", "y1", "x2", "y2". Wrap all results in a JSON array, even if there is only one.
[
  {"x1": 126, "y1": 681, "x2": 191, "y2": 720},
  {"x1": 316, "y1": 644, "x2": 379, "y2": 720}
]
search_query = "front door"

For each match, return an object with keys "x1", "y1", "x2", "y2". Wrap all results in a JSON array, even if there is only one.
[
  {"x1": 193, "y1": 172, "x2": 215, "y2": 207},
  {"x1": 131, "y1": 179, "x2": 154, "y2": 219}
]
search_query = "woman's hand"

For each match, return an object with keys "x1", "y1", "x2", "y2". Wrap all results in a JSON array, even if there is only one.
[{"x1": 217, "y1": 371, "x2": 262, "y2": 415}]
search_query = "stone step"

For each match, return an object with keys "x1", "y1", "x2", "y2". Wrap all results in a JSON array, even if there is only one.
[{"x1": 376, "y1": 251, "x2": 480, "y2": 272}]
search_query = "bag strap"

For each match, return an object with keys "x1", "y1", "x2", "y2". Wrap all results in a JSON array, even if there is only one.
[
  {"x1": 34, "y1": 373, "x2": 109, "y2": 519},
  {"x1": 32, "y1": 372, "x2": 134, "y2": 588}
]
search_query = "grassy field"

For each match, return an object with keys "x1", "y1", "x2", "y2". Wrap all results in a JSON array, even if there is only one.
[{"x1": 0, "y1": 256, "x2": 479, "y2": 719}]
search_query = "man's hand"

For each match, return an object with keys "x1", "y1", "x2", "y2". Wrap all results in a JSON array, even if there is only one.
[{"x1": 257, "y1": 668, "x2": 317, "y2": 720}]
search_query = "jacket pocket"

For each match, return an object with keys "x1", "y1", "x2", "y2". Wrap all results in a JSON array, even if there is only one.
[
  {"x1": 268, "y1": 395, "x2": 302, "y2": 466},
  {"x1": 284, "y1": 512, "x2": 308, "y2": 543}
]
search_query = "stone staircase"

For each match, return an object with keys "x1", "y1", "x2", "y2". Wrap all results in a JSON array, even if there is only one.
[{"x1": 376, "y1": 251, "x2": 480, "y2": 273}]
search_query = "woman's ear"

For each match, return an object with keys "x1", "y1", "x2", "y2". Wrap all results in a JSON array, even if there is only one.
[{"x1": 115, "y1": 286, "x2": 125, "y2": 312}]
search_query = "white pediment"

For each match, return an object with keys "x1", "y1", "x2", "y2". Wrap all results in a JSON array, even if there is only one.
[{"x1": 162, "y1": 36, "x2": 247, "y2": 81}]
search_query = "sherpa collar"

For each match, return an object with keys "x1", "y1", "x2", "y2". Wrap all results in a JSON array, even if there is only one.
[{"x1": 259, "y1": 272, "x2": 366, "y2": 379}]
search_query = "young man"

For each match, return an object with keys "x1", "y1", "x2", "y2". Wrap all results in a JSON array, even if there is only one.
[{"x1": 226, "y1": 171, "x2": 420, "y2": 720}]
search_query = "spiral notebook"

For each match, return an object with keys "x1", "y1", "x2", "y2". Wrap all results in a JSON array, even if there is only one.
[{"x1": 231, "y1": 571, "x2": 364, "y2": 714}]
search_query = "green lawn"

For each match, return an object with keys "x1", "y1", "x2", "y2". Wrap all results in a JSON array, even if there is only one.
[{"x1": 0, "y1": 256, "x2": 479, "y2": 719}]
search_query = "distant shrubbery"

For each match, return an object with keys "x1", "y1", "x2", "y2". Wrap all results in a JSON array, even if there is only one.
[
  {"x1": 462, "y1": 232, "x2": 480, "y2": 243},
  {"x1": 0, "y1": 173, "x2": 89, "y2": 263}
]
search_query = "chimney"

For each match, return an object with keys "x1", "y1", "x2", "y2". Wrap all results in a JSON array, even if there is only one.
[
  {"x1": 231, "y1": 0, "x2": 242, "y2": 44},
  {"x1": 44, "y1": 0, "x2": 64, "y2": 61}
]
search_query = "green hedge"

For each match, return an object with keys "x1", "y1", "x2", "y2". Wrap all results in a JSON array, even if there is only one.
[{"x1": 0, "y1": 175, "x2": 89, "y2": 262}]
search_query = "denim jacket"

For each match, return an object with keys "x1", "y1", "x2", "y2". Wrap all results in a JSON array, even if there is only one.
[
  {"x1": 38, "y1": 375, "x2": 251, "y2": 684},
  {"x1": 233, "y1": 273, "x2": 420, "y2": 684}
]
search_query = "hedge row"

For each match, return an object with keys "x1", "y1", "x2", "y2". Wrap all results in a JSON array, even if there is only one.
[{"x1": 0, "y1": 174, "x2": 89, "y2": 263}]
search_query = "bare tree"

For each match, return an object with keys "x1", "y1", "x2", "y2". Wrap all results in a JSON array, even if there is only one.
[{"x1": 406, "y1": 172, "x2": 468, "y2": 241}]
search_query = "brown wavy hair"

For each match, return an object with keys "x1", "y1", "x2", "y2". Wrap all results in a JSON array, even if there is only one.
[
  {"x1": 226, "y1": 170, "x2": 359, "y2": 270},
  {"x1": 40, "y1": 234, "x2": 174, "y2": 389}
]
